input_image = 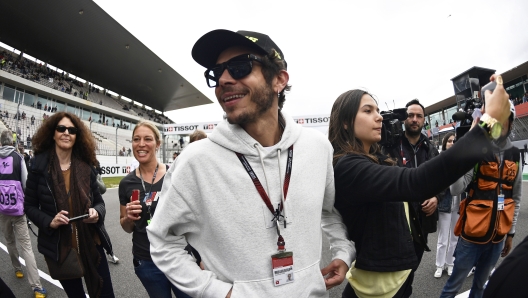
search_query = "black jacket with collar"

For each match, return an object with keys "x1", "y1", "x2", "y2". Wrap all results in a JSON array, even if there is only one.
[
  {"x1": 24, "y1": 152, "x2": 113, "y2": 261},
  {"x1": 383, "y1": 133, "x2": 444, "y2": 237}
]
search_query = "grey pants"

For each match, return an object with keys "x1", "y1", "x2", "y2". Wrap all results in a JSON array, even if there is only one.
[{"x1": 0, "y1": 214, "x2": 43, "y2": 290}]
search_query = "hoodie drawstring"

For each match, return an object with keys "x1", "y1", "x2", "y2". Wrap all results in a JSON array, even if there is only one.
[
  {"x1": 255, "y1": 144, "x2": 274, "y2": 205},
  {"x1": 276, "y1": 148, "x2": 287, "y2": 226},
  {"x1": 254, "y1": 145, "x2": 288, "y2": 226}
]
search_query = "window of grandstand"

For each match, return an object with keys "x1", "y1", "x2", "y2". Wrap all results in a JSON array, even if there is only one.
[
  {"x1": 428, "y1": 111, "x2": 444, "y2": 127},
  {"x1": 82, "y1": 108, "x2": 91, "y2": 121},
  {"x1": 444, "y1": 105, "x2": 458, "y2": 124},
  {"x1": 24, "y1": 90, "x2": 36, "y2": 106},
  {"x1": 56, "y1": 100, "x2": 65, "y2": 112},
  {"x1": 505, "y1": 75, "x2": 527, "y2": 100},
  {"x1": 66, "y1": 104, "x2": 77, "y2": 115},
  {"x1": 2, "y1": 84, "x2": 15, "y2": 101}
]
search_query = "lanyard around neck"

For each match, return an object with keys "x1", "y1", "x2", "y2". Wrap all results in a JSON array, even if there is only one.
[
  {"x1": 235, "y1": 145, "x2": 294, "y2": 217},
  {"x1": 138, "y1": 163, "x2": 159, "y2": 196}
]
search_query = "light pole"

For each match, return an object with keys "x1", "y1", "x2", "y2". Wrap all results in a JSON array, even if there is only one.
[{"x1": 115, "y1": 127, "x2": 118, "y2": 164}]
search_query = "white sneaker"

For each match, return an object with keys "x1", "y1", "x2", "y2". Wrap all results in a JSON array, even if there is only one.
[
  {"x1": 107, "y1": 254, "x2": 119, "y2": 264},
  {"x1": 447, "y1": 265, "x2": 453, "y2": 276},
  {"x1": 434, "y1": 267, "x2": 443, "y2": 278},
  {"x1": 467, "y1": 267, "x2": 475, "y2": 277}
]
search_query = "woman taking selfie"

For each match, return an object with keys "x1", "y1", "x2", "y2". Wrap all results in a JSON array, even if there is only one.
[
  {"x1": 329, "y1": 75, "x2": 510, "y2": 298},
  {"x1": 25, "y1": 112, "x2": 115, "y2": 298},
  {"x1": 119, "y1": 121, "x2": 191, "y2": 298}
]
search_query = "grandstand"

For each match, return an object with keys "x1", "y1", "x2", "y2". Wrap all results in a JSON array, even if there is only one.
[
  {"x1": 0, "y1": 0, "x2": 213, "y2": 164},
  {"x1": 0, "y1": 46, "x2": 203, "y2": 161}
]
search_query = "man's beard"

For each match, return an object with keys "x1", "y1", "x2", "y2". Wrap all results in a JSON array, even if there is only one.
[
  {"x1": 225, "y1": 83, "x2": 275, "y2": 125},
  {"x1": 404, "y1": 122, "x2": 423, "y2": 137}
]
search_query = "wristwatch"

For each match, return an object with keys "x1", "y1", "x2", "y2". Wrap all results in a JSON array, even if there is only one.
[{"x1": 479, "y1": 114, "x2": 502, "y2": 140}]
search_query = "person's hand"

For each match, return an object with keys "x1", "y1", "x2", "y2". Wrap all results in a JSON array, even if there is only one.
[
  {"x1": 83, "y1": 208, "x2": 99, "y2": 223},
  {"x1": 422, "y1": 197, "x2": 438, "y2": 216},
  {"x1": 482, "y1": 74, "x2": 510, "y2": 124},
  {"x1": 501, "y1": 235, "x2": 513, "y2": 257},
  {"x1": 321, "y1": 259, "x2": 349, "y2": 290},
  {"x1": 126, "y1": 199, "x2": 142, "y2": 220},
  {"x1": 50, "y1": 210, "x2": 69, "y2": 229},
  {"x1": 471, "y1": 116, "x2": 481, "y2": 130},
  {"x1": 199, "y1": 261, "x2": 205, "y2": 270}
]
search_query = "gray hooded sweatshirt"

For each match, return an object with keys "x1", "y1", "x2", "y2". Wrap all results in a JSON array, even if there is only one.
[{"x1": 148, "y1": 111, "x2": 355, "y2": 298}]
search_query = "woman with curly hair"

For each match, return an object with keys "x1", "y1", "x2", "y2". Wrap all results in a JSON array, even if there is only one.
[{"x1": 24, "y1": 112, "x2": 115, "y2": 297}]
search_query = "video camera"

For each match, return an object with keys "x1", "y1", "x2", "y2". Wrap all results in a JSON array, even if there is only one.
[
  {"x1": 379, "y1": 108, "x2": 407, "y2": 148},
  {"x1": 450, "y1": 67, "x2": 496, "y2": 140}
]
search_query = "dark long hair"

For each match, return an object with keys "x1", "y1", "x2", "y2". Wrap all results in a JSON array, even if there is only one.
[
  {"x1": 441, "y1": 132, "x2": 455, "y2": 151},
  {"x1": 32, "y1": 112, "x2": 97, "y2": 166},
  {"x1": 329, "y1": 89, "x2": 394, "y2": 166}
]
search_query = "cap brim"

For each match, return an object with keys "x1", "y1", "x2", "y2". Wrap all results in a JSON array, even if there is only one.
[{"x1": 192, "y1": 29, "x2": 268, "y2": 68}]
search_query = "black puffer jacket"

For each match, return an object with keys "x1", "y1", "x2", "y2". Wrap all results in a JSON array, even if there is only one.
[{"x1": 24, "y1": 152, "x2": 113, "y2": 261}]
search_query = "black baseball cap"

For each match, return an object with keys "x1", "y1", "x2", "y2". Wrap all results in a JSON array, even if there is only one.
[{"x1": 192, "y1": 29, "x2": 286, "y2": 69}]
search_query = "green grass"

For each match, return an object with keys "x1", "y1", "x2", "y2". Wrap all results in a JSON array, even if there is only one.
[{"x1": 102, "y1": 176, "x2": 124, "y2": 188}]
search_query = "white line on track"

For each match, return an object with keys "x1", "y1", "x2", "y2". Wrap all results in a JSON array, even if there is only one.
[{"x1": 0, "y1": 240, "x2": 89, "y2": 297}]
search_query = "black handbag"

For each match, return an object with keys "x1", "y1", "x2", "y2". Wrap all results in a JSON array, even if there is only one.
[{"x1": 45, "y1": 248, "x2": 84, "y2": 280}]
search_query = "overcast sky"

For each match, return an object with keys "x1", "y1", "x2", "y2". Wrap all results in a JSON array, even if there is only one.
[{"x1": 94, "y1": 0, "x2": 528, "y2": 124}]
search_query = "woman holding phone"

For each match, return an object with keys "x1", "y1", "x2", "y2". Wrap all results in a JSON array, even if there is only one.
[
  {"x1": 329, "y1": 75, "x2": 510, "y2": 298},
  {"x1": 119, "y1": 121, "x2": 191, "y2": 298},
  {"x1": 25, "y1": 112, "x2": 115, "y2": 297}
]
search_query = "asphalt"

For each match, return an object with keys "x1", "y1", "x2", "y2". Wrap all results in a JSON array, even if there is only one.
[{"x1": 1, "y1": 184, "x2": 528, "y2": 298}]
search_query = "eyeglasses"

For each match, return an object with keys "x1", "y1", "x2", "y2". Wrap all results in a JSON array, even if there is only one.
[
  {"x1": 56, "y1": 125, "x2": 78, "y2": 135},
  {"x1": 204, "y1": 54, "x2": 263, "y2": 88}
]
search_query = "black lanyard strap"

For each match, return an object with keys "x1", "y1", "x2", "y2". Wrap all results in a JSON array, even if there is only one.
[
  {"x1": 139, "y1": 163, "x2": 159, "y2": 220},
  {"x1": 138, "y1": 163, "x2": 159, "y2": 195},
  {"x1": 235, "y1": 145, "x2": 294, "y2": 216}
]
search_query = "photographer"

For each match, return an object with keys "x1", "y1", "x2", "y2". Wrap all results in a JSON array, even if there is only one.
[
  {"x1": 383, "y1": 99, "x2": 444, "y2": 288},
  {"x1": 440, "y1": 101, "x2": 521, "y2": 298},
  {"x1": 329, "y1": 74, "x2": 510, "y2": 298}
]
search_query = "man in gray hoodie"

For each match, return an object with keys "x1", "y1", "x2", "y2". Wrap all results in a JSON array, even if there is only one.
[
  {"x1": 148, "y1": 30, "x2": 355, "y2": 297},
  {"x1": 0, "y1": 129, "x2": 47, "y2": 297}
]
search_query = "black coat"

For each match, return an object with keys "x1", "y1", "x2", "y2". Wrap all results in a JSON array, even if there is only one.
[
  {"x1": 334, "y1": 127, "x2": 491, "y2": 272},
  {"x1": 24, "y1": 152, "x2": 113, "y2": 261},
  {"x1": 483, "y1": 235, "x2": 528, "y2": 298}
]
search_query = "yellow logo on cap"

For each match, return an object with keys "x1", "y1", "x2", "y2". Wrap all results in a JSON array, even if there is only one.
[
  {"x1": 245, "y1": 36, "x2": 258, "y2": 43},
  {"x1": 245, "y1": 36, "x2": 282, "y2": 60}
]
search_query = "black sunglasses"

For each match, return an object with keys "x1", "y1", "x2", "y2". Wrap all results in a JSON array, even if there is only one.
[
  {"x1": 56, "y1": 125, "x2": 78, "y2": 135},
  {"x1": 204, "y1": 54, "x2": 263, "y2": 88}
]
